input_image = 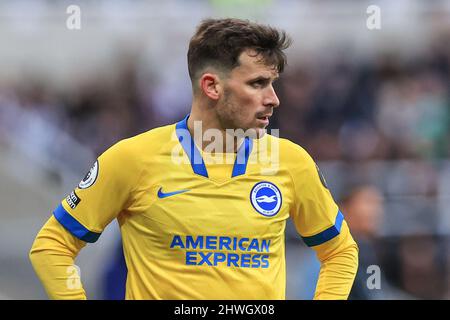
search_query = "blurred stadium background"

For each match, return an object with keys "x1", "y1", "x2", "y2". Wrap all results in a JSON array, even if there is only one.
[{"x1": 0, "y1": 0, "x2": 449, "y2": 299}]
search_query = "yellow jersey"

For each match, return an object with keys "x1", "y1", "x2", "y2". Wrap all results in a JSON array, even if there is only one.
[{"x1": 53, "y1": 115, "x2": 352, "y2": 299}]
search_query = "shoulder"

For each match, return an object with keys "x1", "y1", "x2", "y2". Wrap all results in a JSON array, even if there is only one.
[
  {"x1": 91, "y1": 123, "x2": 177, "y2": 185},
  {"x1": 97, "y1": 123, "x2": 176, "y2": 174},
  {"x1": 263, "y1": 134, "x2": 315, "y2": 168},
  {"x1": 106, "y1": 123, "x2": 175, "y2": 157}
]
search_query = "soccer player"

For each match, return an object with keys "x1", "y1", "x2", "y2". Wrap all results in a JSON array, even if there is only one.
[{"x1": 30, "y1": 18, "x2": 358, "y2": 299}]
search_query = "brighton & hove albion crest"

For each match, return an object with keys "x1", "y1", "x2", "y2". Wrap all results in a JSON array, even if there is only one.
[
  {"x1": 78, "y1": 160, "x2": 99, "y2": 189},
  {"x1": 250, "y1": 181, "x2": 282, "y2": 217}
]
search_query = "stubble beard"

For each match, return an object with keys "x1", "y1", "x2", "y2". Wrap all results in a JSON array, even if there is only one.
[{"x1": 217, "y1": 88, "x2": 266, "y2": 140}]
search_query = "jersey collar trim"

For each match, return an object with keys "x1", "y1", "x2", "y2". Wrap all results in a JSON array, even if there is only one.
[
  {"x1": 231, "y1": 137, "x2": 253, "y2": 177},
  {"x1": 176, "y1": 114, "x2": 208, "y2": 178},
  {"x1": 175, "y1": 114, "x2": 253, "y2": 178}
]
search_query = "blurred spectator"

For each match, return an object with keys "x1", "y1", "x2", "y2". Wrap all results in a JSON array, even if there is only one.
[
  {"x1": 398, "y1": 234, "x2": 447, "y2": 299},
  {"x1": 341, "y1": 184, "x2": 394, "y2": 299}
]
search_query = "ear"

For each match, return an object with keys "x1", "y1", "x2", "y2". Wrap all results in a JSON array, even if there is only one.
[{"x1": 199, "y1": 73, "x2": 221, "y2": 100}]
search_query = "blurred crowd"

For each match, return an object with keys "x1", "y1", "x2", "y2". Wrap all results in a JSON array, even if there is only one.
[
  {"x1": 2, "y1": 33, "x2": 449, "y2": 162},
  {"x1": 1, "y1": 29, "x2": 449, "y2": 299},
  {"x1": 274, "y1": 32, "x2": 450, "y2": 162}
]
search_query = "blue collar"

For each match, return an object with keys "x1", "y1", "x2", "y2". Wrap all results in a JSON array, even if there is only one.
[{"x1": 175, "y1": 114, "x2": 253, "y2": 178}]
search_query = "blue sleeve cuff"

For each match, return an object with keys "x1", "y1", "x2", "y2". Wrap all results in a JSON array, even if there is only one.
[
  {"x1": 301, "y1": 210, "x2": 344, "y2": 247},
  {"x1": 53, "y1": 204, "x2": 101, "y2": 243}
]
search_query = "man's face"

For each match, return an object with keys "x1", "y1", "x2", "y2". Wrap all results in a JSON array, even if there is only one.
[{"x1": 215, "y1": 49, "x2": 280, "y2": 137}]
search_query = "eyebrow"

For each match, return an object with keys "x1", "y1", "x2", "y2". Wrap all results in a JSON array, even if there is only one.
[{"x1": 248, "y1": 75, "x2": 279, "y2": 82}]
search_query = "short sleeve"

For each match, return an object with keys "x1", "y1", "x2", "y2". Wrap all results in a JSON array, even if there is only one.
[
  {"x1": 53, "y1": 140, "x2": 140, "y2": 243},
  {"x1": 289, "y1": 146, "x2": 342, "y2": 247}
]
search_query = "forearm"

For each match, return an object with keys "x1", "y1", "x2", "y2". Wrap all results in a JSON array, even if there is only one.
[
  {"x1": 30, "y1": 215, "x2": 88, "y2": 299},
  {"x1": 313, "y1": 221, "x2": 359, "y2": 300}
]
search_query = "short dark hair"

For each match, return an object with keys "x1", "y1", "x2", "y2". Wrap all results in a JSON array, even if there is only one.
[{"x1": 187, "y1": 18, "x2": 292, "y2": 86}]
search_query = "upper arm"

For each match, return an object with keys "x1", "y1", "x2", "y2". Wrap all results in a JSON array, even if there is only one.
[
  {"x1": 288, "y1": 146, "x2": 343, "y2": 248},
  {"x1": 52, "y1": 140, "x2": 141, "y2": 243}
]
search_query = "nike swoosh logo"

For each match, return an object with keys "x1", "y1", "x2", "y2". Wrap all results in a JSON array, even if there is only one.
[{"x1": 157, "y1": 187, "x2": 190, "y2": 199}]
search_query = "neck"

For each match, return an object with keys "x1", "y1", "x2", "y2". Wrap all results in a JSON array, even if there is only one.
[{"x1": 188, "y1": 100, "x2": 243, "y2": 153}]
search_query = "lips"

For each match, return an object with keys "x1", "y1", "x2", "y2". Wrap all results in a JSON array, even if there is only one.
[
  {"x1": 256, "y1": 115, "x2": 271, "y2": 125},
  {"x1": 256, "y1": 114, "x2": 272, "y2": 120}
]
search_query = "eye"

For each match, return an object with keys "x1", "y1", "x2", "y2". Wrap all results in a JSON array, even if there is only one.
[{"x1": 250, "y1": 79, "x2": 268, "y2": 88}]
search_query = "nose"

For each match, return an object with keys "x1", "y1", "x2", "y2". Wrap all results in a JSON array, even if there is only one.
[{"x1": 263, "y1": 85, "x2": 280, "y2": 108}]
